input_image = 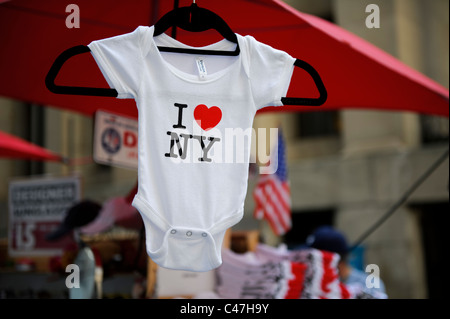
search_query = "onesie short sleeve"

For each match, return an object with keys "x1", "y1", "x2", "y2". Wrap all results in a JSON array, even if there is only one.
[
  {"x1": 245, "y1": 36, "x2": 296, "y2": 110},
  {"x1": 88, "y1": 26, "x2": 145, "y2": 99}
]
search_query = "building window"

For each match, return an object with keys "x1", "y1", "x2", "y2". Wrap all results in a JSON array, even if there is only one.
[
  {"x1": 295, "y1": 111, "x2": 341, "y2": 138},
  {"x1": 420, "y1": 115, "x2": 449, "y2": 145},
  {"x1": 284, "y1": 209, "x2": 335, "y2": 249},
  {"x1": 413, "y1": 202, "x2": 450, "y2": 298}
]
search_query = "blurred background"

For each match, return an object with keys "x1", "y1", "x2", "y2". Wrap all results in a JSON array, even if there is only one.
[{"x1": 0, "y1": 0, "x2": 448, "y2": 299}]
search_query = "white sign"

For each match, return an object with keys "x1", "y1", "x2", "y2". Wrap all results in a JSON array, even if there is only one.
[
  {"x1": 8, "y1": 175, "x2": 81, "y2": 256},
  {"x1": 93, "y1": 110, "x2": 138, "y2": 170},
  {"x1": 156, "y1": 267, "x2": 216, "y2": 298}
]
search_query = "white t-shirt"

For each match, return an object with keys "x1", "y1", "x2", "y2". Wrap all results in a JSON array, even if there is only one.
[{"x1": 88, "y1": 26, "x2": 295, "y2": 272}]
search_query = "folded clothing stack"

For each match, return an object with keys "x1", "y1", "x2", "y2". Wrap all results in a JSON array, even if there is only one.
[
  {"x1": 216, "y1": 246, "x2": 306, "y2": 299},
  {"x1": 289, "y1": 247, "x2": 350, "y2": 299},
  {"x1": 216, "y1": 243, "x2": 351, "y2": 299}
]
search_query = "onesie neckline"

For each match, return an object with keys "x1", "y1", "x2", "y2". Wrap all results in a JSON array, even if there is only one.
[{"x1": 148, "y1": 26, "x2": 242, "y2": 84}]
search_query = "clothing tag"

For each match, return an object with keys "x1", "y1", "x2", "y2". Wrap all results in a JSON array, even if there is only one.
[{"x1": 196, "y1": 57, "x2": 208, "y2": 80}]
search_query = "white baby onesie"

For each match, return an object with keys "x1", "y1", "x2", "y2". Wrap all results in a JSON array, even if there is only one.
[{"x1": 88, "y1": 26, "x2": 295, "y2": 272}]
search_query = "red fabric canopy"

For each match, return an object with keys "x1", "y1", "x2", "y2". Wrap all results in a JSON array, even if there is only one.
[
  {"x1": 0, "y1": 130, "x2": 64, "y2": 162},
  {"x1": 0, "y1": 0, "x2": 448, "y2": 118}
]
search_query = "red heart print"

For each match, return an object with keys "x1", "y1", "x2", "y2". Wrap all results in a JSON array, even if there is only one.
[{"x1": 194, "y1": 104, "x2": 222, "y2": 131}]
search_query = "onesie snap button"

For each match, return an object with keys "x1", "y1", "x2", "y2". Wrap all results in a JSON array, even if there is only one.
[
  {"x1": 202, "y1": 233, "x2": 207, "y2": 237},
  {"x1": 170, "y1": 229, "x2": 177, "y2": 234},
  {"x1": 186, "y1": 231, "x2": 193, "y2": 237}
]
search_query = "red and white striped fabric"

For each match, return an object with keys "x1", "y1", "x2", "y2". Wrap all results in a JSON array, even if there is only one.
[
  {"x1": 290, "y1": 248, "x2": 351, "y2": 299},
  {"x1": 253, "y1": 174, "x2": 292, "y2": 236}
]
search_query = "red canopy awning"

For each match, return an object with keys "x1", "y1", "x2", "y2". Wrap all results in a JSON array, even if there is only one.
[
  {"x1": 0, "y1": 0, "x2": 448, "y2": 118},
  {"x1": 0, "y1": 130, "x2": 64, "y2": 162}
]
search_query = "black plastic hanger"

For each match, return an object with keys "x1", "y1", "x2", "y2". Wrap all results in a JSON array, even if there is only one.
[
  {"x1": 153, "y1": 2, "x2": 240, "y2": 56},
  {"x1": 282, "y1": 59, "x2": 327, "y2": 106},
  {"x1": 45, "y1": 2, "x2": 327, "y2": 106},
  {"x1": 45, "y1": 45, "x2": 117, "y2": 97}
]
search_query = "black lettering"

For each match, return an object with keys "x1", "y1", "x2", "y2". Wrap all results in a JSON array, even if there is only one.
[
  {"x1": 165, "y1": 131, "x2": 192, "y2": 159},
  {"x1": 193, "y1": 135, "x2": 221, "y2": 162},
  {"x1": 173, "y1": 103, "x2": 188, "y2": 129}
]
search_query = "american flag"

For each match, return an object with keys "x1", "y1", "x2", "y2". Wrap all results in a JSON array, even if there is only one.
[{"x1": 253, "y1": 128, "x2": 292, "y2": 236}]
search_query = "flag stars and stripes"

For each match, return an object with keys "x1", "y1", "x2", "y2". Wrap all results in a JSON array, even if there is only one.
[{"x1": 253, "y1": 128, "x2": 292, "y2": 236}]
